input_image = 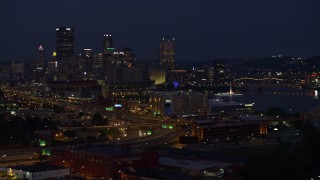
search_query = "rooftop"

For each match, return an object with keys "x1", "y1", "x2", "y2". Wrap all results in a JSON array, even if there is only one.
[
  {"x1": 9, "y1": 164, "x2": 67, "y2": 172},
  {"x1": 158, "y1": 148, "x2": 246, "y2": 163},
  {"x1": 208, "y1": 98, "x2": 243, "y2": 106},
  {"x1": 123, "y1": 168, "x2": 193, "y2": 180},
  {"x1": 73, "y1": 144, "x2": 143, "y2": 156},
  {"x1": 159, "y1": 157, "x2": 231, "y2": 170}
]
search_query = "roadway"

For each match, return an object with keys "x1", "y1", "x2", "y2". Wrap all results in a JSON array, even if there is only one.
[{"x1": 0, "y1": 86, "x2": 191, "y2": 167}]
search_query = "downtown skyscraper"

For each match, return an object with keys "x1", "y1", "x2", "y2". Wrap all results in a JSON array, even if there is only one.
[
  {"x1": 159, "y1": 38, "x2": 175, "y2": 70},
  {"x1": 35, "y1": 45, "x2": 45, "y2": 69},
  {"x1": 102, "y1": 33, "x2": 114, "y2": 65},
  {"x1": 56, "y1": 27, "x2": 74, "y2": 61},
  {"x1": 31, "y1": 45, "x2": 46, "y2": 83}
]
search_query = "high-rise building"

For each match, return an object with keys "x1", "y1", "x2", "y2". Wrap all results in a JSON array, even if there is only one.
[
  {"x1": 102, "y1": 33, "x2": 114, "y2": 64},
  {"x1": 47, "y1": 51, "x2": 58, "y2": 73},
  {"x1": 207, "y1": 67, "x2": 215, "y2": 84},
  {"x1": 31, "y1": 45, "x2": 46, "y2": 83},
  {"x1": 92, "y1": 53, "x2": 104, "y2": 68},
  {"x1": 56, "y1": 27, "x2": 74, "y2": 61},
  {"x1": 82, "y1": 48, "x2": 93, "y2": 74},
  {"x1": 83, "y1": 48, "x2": 93, "y2": 59},
  {"x1": 103, "y1": 33, "x2": 113, "y2": 52},
  {"x1": 10, "y1": 61, "x2": 25, "y2": 86},
  {"x1": 214, "y1": 60, "x2": 225, "y2": 84},
  {"x1": 122, "y1": 47, "x2": 136, "y2": 67},
  {"x1": 35, "y1": 45, "x2": 45, "y2": 70},
  {"x1": 159, "y1": 38, "x2": 175, "y2": 70},
  {"x1": 112, "y1": 48, "x2": 136, "y2": 67}
]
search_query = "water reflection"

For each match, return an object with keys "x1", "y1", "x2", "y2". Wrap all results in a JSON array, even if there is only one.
[{"x1": 224, "y1": 87, "x2": 320, "y2": 113}]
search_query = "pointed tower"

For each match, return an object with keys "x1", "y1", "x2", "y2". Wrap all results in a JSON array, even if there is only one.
[{"x1": 36, "y1": 45, "x2": 45, "y2": 70}]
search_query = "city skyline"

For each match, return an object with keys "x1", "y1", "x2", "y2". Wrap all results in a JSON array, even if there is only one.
[
  {"x1": 1, "y1": 0, "x2": 320, "y2": 62},
  {"x1": 1, "y1": 1, "x2": 320, "y2": 179}
]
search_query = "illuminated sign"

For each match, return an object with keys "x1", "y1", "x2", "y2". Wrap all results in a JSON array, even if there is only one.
[
  {"x1": 173, "y1": 81, "x2": 179, "y2": 89},
  {"x1": 147, "y1": 130, "x2": 152, "y2": 135},
  {"x1": 245, "y1": 104, "x2": 254, "y2": 107},
  {"x1": 107, "y1": 48, "x2": 115, "y2": 51},
  {"x1": 165, "y1": 100, "x2": 171, "y2": 103},
  {"x1": 105, "y1": 106, "x2": 114, "y2": 111},
  {"x1": 114, "y1": 104, "x2": 122, "y2": 108},
  {"x1": 153, "y1": 110, "x2": 161, "y2": 115},
  {"x1": 39, "y1": 140, "x2": 47, "y2": 147},
  {"x1": 41, "y1": 149, "x2": 51, "y2": 156}
]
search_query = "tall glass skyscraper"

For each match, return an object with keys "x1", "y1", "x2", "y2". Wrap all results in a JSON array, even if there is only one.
[
  {"x1": 159, "y1": 38, "x2": 175, "y2": 70},
  {"x1": 56, "y1": 27, "x2": 74, "y2": 61}
]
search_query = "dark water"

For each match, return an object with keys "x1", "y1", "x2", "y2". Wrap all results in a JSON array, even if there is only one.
[{"x1": 224, "y1": 87, "x2": 320, "y2": 113}]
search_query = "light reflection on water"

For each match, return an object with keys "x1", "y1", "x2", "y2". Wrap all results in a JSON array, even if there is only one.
[{"x1": 224, "y1": 87, "x2": 320, "y2": 113}]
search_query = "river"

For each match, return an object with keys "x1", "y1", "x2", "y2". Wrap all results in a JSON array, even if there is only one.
[{"x1": 223, "y1": 86, "x2": 320, "y2": 113}]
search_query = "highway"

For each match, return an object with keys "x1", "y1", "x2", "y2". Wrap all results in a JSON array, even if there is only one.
[
  {"x1": 0, "y1": 86, "x2": 193, "y2": 167},
  {"x1": 0, "y1": 127, "x2": 188, "y2": 167}
]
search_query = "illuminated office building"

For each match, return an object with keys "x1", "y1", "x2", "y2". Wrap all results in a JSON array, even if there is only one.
[
  {"x1": 56, "y1": 27, "x2": 74, "y2": 61},
  {"x1": 150, "y1": 91, "x2": 208, "y2": 117},
  {"x1": 102, "y1": 33, "x2": 114, "y2": 64},
  {"x1": 112, "y1": 48, "x2": 135, "y2": 67},
  {"x1": 159, "y1": 38, "x2": 175, "y2": 70},
  {"x1": 92, "y1": 53, "x2": 104, "y2": 68},
  {"x1": 35, "y1": 45, "x2": 45, "y2": 70},
  {"x1": 47, "y1": 52, "x2": 58, "y2": 73},
  {"x1": 103, "y1": 33, "x2": 113, "y2": 52},
  {"x1": 83, "y1": 48, "x2": 93, "y2": 59},
  {"x1": 47, "y1": 52, "x2": 59, "y2": 81},
  {"x1": 214, "y1": 60, "x2": 225, "y2": 84},
  {"x1": 31, "y1": 45, "x2": 46, "y2": 83}
]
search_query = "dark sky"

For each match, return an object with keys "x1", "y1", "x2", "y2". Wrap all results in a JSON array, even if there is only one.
[{"x1": 0, "y1": 0, "x2": 320, "y2": 62}]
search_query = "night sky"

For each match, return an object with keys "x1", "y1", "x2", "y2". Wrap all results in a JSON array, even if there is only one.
[{"x1": 1, "y1": 0, "x2": 320, "y2": 62}]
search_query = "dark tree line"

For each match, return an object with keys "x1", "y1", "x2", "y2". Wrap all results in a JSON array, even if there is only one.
[
  {"x1": 0, "y1": 115, "x2": 58, "y2": 146},
  {"x1": 243, "y1": 122, "x2": 320, "y2": 179}
]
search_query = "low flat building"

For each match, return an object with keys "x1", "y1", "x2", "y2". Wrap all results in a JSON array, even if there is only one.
[
  {"x1": 150, "y1": 91, "x2": 208, "y2": 117},
  {"x1": 192, "y1": 120, "x2": 267, "y2": 143},
  {"x1": 7, "y1": 164, "x2": 69, "y2": 180},
  {"x1": 51, "y1": 144, "x2": 158, "y2": 179},
  {"x1": 121, "y1": 169, "x2": 193, "y2": 180},
  {"x1": 159, "y1": 156, "x2": 231, "y2": 178},
  {"x1": 46, "y1": 80, "x2": 102, "y2": 99},
  {"x1": 208, "y1": 98, "x2": 254, "y2": 115},
  {"x1": 150, "y1": 69, "x2": 166, "y2": 85}
]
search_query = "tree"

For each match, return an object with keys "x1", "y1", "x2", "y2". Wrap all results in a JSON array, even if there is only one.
[
  {"x1": 244, "y1": 122, "x2": 320, "y2": 179},
  {"x1": 266, "y1": 106, "x2": 286, "y2": 117},
  {"x1": 53, "y1": 105, "x2": 64, "y2": 113},
  {"x1": 91, "y1": 113, "x2": 108, "y2": 126}
]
